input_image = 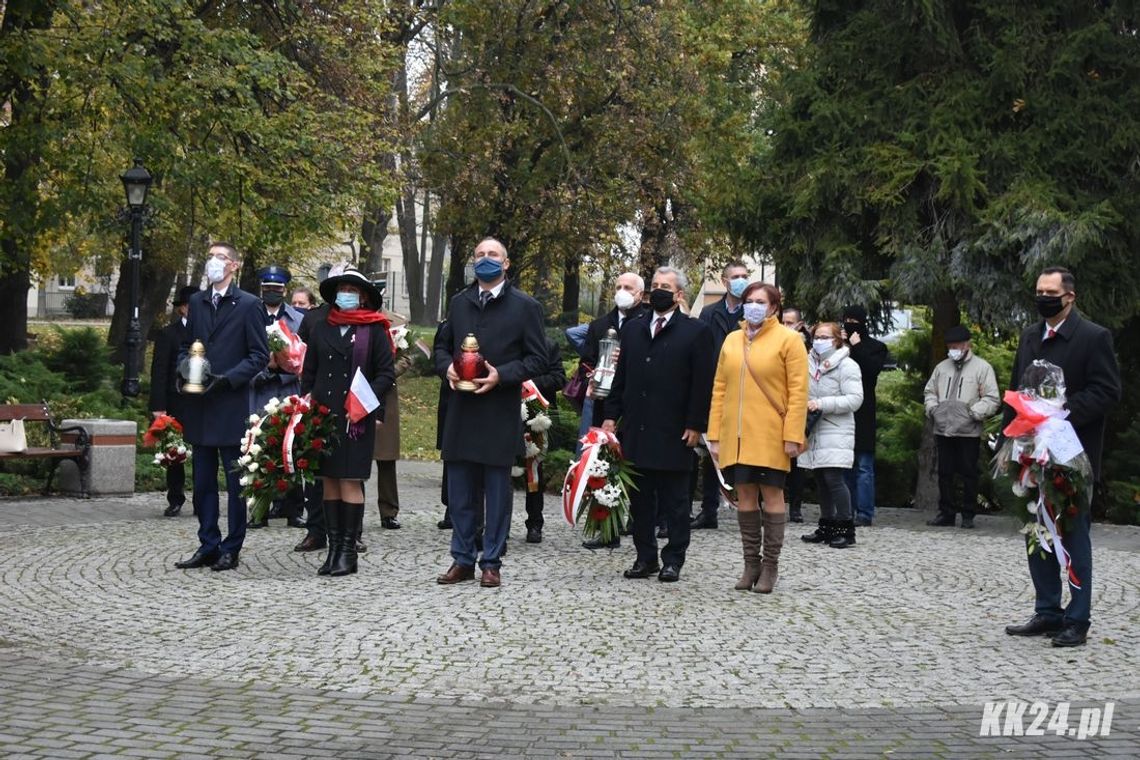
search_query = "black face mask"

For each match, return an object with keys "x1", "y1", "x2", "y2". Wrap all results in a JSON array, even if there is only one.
[
  {"x1": 843, "y1": 321, "x2": 862, "y2": 338},
  {"x1": 262, "y1": 290, "x2": 284, "y2": 306},
  {"x1": 649, "y1": 288, "x2": 676, "y2": 313},
  {"x1": 1035, "y1": 294, "x2": 1065, "y2": 319}
]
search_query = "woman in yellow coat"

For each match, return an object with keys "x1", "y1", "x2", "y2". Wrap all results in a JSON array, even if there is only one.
[{"x1": 706, "y1": 282, "x2": 809, "y2": 593}]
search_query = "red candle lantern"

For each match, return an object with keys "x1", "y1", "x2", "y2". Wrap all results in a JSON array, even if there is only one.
[{"x1": 454, "y1": 333, "x2": 487, "y2": 391}]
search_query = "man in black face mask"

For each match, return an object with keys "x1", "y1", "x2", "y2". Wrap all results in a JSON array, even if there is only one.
[
  {"x1": 840, "y1": 305, "x2": 888, "y2": 527},
  {"x1": 1002, "y1": 266, "x2": 1120, "y2": 648}
]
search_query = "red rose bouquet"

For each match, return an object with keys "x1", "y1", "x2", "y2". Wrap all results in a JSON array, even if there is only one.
[
  {"x1": 237, "y1": 394, "x2": 335, "y2": 522},
  {"x1": 562, "y1": 427, "x2": 636, "y2": 542},
  {"x1": 143, "y1": 414, "x2": 188, "y2": 468},
  {"x1": 992, "y1": 360, "x2": 1092, "y2": 589}
]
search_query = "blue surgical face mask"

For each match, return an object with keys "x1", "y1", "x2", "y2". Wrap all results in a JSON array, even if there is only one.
[
  {"x1": 728, "y1": 277, "x2": 749, "y2": 298},
  {"x1": 473, "y1": 257, "x2": 504, "y2": 282},
  {"x1": 813, "y1": 339, "x2": 835, "y2": 357},
  {"x1": 335, "y1": 292, "x2": 361, "y2": 310},
  {"x1": 742, "y1": 302, "x2": 767, "y2": 325}
]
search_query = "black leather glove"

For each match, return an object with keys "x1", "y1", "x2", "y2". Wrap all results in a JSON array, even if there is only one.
[
  {"x1": 252, "y1": 369, "x2": 273, "y2": 389},
  {"x1": 204, "y1": 373, "x2": 230, "y2": 395}
]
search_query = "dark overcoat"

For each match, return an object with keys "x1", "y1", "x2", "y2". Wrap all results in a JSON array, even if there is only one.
[
  {"x1": 300, "y1": 316, "x2": 395, "y2": 479},
  {"x1": 603, "y1": 312, "x2": 715, "y2": 472},
  {"x1": 532, "y1": 337, "x2": 567, "y2": 404},
  {"x1": 847, "y1": 335, "x2": 888, "y2": 452},
  {"x1": 250, "y1": 303, "x2": 305, "y2": 414},
  {"x1": 583, "y1": 304, "x2": 648, "y2": 426},
  {"x1": 180, "y1": 284, "x2": 270, "y2": 447},
  {"x1": 697, "y1": 295, "x2": 742, "y2": 359},
  {"x1": 1002, "y1": 310, "x2": 1121, "y2": 478},
  {"x1": 149, "y1": 316, "x2": 193, "y2": 422},
  {"x1": 434, "y1": 281, "x2": 547, "y2": 466}
]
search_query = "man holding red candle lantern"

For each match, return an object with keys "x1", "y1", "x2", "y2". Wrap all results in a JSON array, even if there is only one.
[{"x1": 433, "y1": 237, "x2": 548, "y2": 588}]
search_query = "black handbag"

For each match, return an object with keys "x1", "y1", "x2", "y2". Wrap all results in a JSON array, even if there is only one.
[{"x1": 804, "y1": 408, "x2": 823, "y2": 439}]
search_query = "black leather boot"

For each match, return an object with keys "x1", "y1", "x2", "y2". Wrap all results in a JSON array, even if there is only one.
[
  {"x1": 829, "y1": 519, "x2": 856, "y2": 548},
  {"x1": 318, "y1": 500, "x2": 342, "y2": 576},
  {"x1": 801, "y1": 518, "x2": 831, "y2": 543},
  {"x1": 330, "y1": 502, "x2": 363, "y2": 576}
]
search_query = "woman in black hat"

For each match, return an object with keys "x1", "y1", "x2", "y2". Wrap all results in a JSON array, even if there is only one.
[{"x1": 300, "y1": 267, "x2": 395, "y2": 576}]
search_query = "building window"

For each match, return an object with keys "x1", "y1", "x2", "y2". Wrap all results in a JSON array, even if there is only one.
[{"x1": 57, "y1": 274, "x2": 77, "y2": 290}]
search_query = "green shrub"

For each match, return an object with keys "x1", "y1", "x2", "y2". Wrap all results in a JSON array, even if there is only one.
[
  {"x1": 543, "y1": 448, "x2": 574, "y2": 494},
  {"x1": 42, "y1": 326, "x2": 113, "y2": 393},
  {"x1": 0, "y1": 350, "x2": 69, "y2": 403},
  {"x1": 63, "y1": 291, "x2": 109, "y2": 319}
]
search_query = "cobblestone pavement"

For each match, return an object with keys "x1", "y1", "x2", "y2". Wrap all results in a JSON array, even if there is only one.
[{"x1": 1, "y1": 460, "x2": 1138, "y2": 758}]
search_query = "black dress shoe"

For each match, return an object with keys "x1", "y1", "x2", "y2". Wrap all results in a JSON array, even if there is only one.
[
  {"x1": 658, "y1": 565, "x2": 680, "y2": 582},
  {"x1": 437, "y1": 515, "x2": 452, "y2": 530},
  {"x1": 163, "y1": 503, "x2": 183, "y2": 517},
  {"x1": 960, "y1": 515, "x2": 975, "y2": 529},
  {"x1": 286, "y1": 516, "x2": 307, "y2": 529},
  {"x1": 583, "y1": 536, "x2": 619, "y2": 550},
  {"x1": 656, "y1": 525, "x2": 668, "y2": 539},
  {"x1": 690, "y1": 511, "x2": 718, "y2": 530},
  {"x1": 1051, "y1": 624, "x2": 1088, "y2": 648},
  {"x1": 248, "y1": 517, "x2": 269, "y2": 530},
  {"x1": 623, "y1": 560, "x2": 661, "y2": 579},
  {"x1": 926, "y1": 513, "x2": 956, "y2": 527},
  {"x1": 381, "y1": 517, "x2": 401, "y2": 530},
  {"x1": 526, "y1": 526, "x2": 543, "y2": 544},
  {"x1": 209, "y1": 552, "x2": 240, "y2": 572},
  {"x1": 788, "y1": 509, "x2": 804, "y2": 524},
  {"x1": 854, "y1": 516, "x2": 873, "y2": 527},
  {"x1": 174, "y1": 548, "x2": 219, "y2": 569},
  {"x1": 619, "y1": 523, "x2": 632, "y2": 536},
  {"x1": 1005, "y1": 614, "x2": 1064, "y2": 637}
]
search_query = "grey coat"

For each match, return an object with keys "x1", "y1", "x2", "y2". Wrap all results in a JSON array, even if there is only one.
[
  {"x1": 797, "y1": 347, "x2": 864, "y2": 470},
  {"x1": 923, "y1": 352, "x2": 1000, "y2": 438}
]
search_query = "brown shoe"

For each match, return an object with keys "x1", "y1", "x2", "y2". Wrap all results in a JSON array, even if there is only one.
[
  {"x1": 294, "y1": 533, "x2": 326, "y2": 552},
  {"x1": 436, "y1": 563, "x2": 475, "y2": 585},
  {"x1": 480, "y1": 568, "x2": 501, "y2": 588}
]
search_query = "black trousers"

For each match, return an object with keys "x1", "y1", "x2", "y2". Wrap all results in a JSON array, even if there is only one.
[
  {"x1": 936, "y1": 435, "x2": 980, "y2": 518},
  {"x1": 630, "y1": 468, "x2": 691, "y2": 568},
  {"x1": 302, "y1": 478, "x2": 324, "y2": 535},
  {"x1": 165, "y1": 461, "x2": 186, "y2": 507},
  {"x1": 785, "y1": 457, "x2": 804, "y2": 513},
  {"x1": 524, "y1": 462, "x2": 546, "y2": 530}
]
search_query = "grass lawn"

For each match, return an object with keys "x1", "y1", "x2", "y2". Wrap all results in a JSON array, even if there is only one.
[{"x1": 398, "y1": 374, "x2": 442, "y2": 461}]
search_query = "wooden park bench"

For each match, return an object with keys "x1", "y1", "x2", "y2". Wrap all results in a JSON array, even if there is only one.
[{"x1": 0, "y1": 403, "x2": 92, "y2": 497}]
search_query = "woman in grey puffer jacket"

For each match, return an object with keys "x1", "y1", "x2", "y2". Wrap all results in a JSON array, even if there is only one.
[{"x1": 799, "y1": 322, "x2": 864, "y2": 548}]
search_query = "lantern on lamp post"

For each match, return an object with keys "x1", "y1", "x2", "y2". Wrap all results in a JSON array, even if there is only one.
[{"x1": 119, "y1": 159, "x2": 152, "y2": 400}]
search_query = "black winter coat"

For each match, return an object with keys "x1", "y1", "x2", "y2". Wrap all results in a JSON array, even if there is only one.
[
  {"x1": 697, "y1": 295, "x2": 743, "y2": 359},
  {"x1": 434, "y1": 281, "x2": 547, "y2": 466},
  {"x1": 149, "y1": 317, "x2": 193, "y2": 422},
  {"x1": 300, "y1": 316, "x2": 396, "y2": 479},
  {"x1": 1002, "y1": 310, "x2": 1121, "y2": 479},
  {"x1": 603, "y1": 312, "x2": 715, "y2": 471},
  {"x1": 180, "y1": 284, "x2": 271, "y2": 447},
  {"x1": 532, "y1": 337, "x2": 567, "y2": 405},
  {"x1": 847, "y1": 335, "x2": 888, "y2": 452}
]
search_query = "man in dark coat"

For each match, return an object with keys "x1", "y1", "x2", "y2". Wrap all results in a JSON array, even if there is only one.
[
  {"x1": 690, "y1": 260, "x2": 750, "y2": 529},
  {"x1": 522, "y1": 337, "x2": 567, "y2": 544},
  {"x1": 173, "y1": 243, "x2": 270, "y2": 572},
  {"x1": 434, "y1": 238, "x2": 547, "y2": 588},
  {"x1": 148, "y1": 285, "x2": 199, "y2": 517},
  {"x1": 249, "y1": 264, "x2": 307, "y2": 530},
  {"x1": 1003, "y1": 266, "x2": 1121, "y2": 648},
  {"x1": 603, "y1": 267, "x2": 715, "y2": 583},
  {"x1": 841, "y1": 304, "x2": 889, "y2": 526},
  {"x1": 781, "y1": 305, "x2": 812, "y2": 523}
]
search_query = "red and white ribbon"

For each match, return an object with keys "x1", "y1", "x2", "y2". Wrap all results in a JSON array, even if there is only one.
[
  {"x1": 521, "y1": 379, "x2": 549, "y2": 408},
  {"x1": 281, "y1": 394, "x2": 311, "y2": 475},
  {"x1": 562, "y1": 427, "x2": 621, "y2": 526}
]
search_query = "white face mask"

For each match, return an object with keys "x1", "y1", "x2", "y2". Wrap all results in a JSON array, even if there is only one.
[
  {"x1": 205, "y1": 257, "x2": 228, "y2": 284},
  {"x1": 613, "y1": 289, "x2": 637, "y2": 311},
  {"x1": 742, "y1": 302, "x2": 768, "y2": 325},
  {"x1": 948, "y1": 348, "x2": 965, "y2": 362},
  {"x1": 813, "y1": 339, "x2": 836, "y2": 357}
]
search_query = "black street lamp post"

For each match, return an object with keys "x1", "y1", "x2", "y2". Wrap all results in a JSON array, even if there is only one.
[{"x1": 120, "y1": 159, "x2": 152, "y2": 400}]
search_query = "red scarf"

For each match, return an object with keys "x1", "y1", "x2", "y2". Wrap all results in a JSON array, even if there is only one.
[{"x1": 326, "y1": 308, "x2": 396, "y2": 354}]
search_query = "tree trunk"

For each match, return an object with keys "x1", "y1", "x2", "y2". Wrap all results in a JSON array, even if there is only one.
[
  {"x1": 560, "y1": 253, "x2": 580, "y2": 326},
  {"x1": 396, "y1": 186, "x2": 426, "y2": 323},
  {"x1": 107, "y1": 247, "x2": 179, "y2": 368},
  {"x1": 913, "y1": 287, "x2": 959, "y2": 511},
  {"x1": 424, "y1": 204, "x2": 446, "y2": 325},
  {"x1": 444, "y1": 233, "x2": 468, "y2": 309}
]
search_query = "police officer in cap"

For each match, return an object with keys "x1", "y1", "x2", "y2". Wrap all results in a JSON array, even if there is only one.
[{"x1": 249, "y1": 264, "x2": 307, "y2": 529}]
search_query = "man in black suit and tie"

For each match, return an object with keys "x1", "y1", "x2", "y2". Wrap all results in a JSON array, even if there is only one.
[
  {"x1": 1003, "y1": 266, "x2": 1120, "y2": 648},
  {"x1": 148, "y1": 285, "x2": 199, "y2": 517},
  {"x1": 173, "y1": 242, "x2": 270, "y2": 572},
  {"x1": 603, "y1": 266, "x2": 715, "y2": 582}
]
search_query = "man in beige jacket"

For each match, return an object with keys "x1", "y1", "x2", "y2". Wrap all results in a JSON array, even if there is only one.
[{"x1": 923, "y1": 325, "x2": 1000, "y2": 528}]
